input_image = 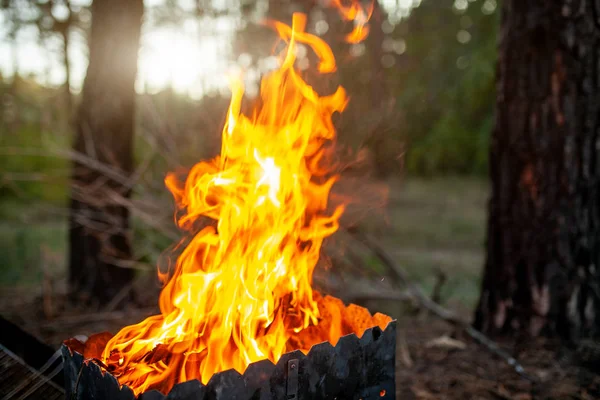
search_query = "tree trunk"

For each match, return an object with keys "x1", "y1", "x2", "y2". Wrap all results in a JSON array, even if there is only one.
[
  {"x1": 61, "y1": 29, "x2": 72, "y2": 116},
  {"x1": 364, "y1": 0, "x2": 394, "y2": 178},
  {"x1": 10, "y1": 31, "x2": 19, "y2": 84},
  {"x1": 69, "y1": 0, "x2": 143, "y2": 305},
  {"x1": 368, "y1": 0, "x2": 386, "y2": 108},
  {"x1": 474, "y1": 1, "x2": 600, "y2": 341}
]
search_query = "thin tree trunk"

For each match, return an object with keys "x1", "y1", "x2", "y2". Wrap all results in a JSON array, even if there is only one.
[
  {"x1": 61, "y1": 29, "x2": 72, "y2": 116},
  {"x1": 368, "y1": 0, "x2": 386, "y2": 108},
  {"x1": 69, "y1": 0, "x2": 144, "y2": 305},
  {"x1": 365, "y1": 0, "x2": 392, "y2": 178},
  {"x1": 475, "y1": 1, "x2": 600, "y2": 341},
  {"x1": 10, "y1": 32, "x2": 19, "y2": 84}
]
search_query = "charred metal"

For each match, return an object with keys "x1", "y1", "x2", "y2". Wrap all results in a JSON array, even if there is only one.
[{"x1": 62, "y1": 321, "x2": 396, "y2": 400}]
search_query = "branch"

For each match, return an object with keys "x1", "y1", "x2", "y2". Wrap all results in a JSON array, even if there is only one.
[
  {"x1": 342, "y1": 290, "x2": 414, "y2": 305},
  {"x1": 36, "y1": 307, "x2": 158, "y2": 329},
  {"x1": 346, "y1": 227, "x2": 538, "y2": 382}
]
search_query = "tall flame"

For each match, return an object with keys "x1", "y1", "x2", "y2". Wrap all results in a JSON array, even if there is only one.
[{"x1": 101, "y1": 7, "x2": 384, "y2": 396}]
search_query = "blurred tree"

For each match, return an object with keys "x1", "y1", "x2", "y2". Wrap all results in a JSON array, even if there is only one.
[
  {"x1": 0, "y1": 0, "x2": 25, "y2": 90},
  {"x1": 360, "y1": 0, "x2": 399, "y2": 177},
  {"x1": 34, "y1": 0, "x2": 76, "y2": 114},
  {"x1": 475, "y1": 1, "x2": 600, "y2": 340},
  {"x1": 394, "y1": 0, "x2": 498, "y2": 175},
  {"x1": 230, "y1": 0, "x2": 499, "y2": 176},
  {"x1": 231, "y1": 0, "x2": 403, "y2": 175},
  {"x1": 68, "y1": 0, "x2": 143, "y2": 305},
  {"x1": 0, "y1": 0, "x2": 90, "y2": 116}
]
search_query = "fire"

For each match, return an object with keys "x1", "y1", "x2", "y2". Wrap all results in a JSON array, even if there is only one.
[
  {"x1": 101, "y1": 4, "x2": 388, "y2": 396},
  {"x1": 331, "y1": 0, "x2": 374, "y2": 43}
]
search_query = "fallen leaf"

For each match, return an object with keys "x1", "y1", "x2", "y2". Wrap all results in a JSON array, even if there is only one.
[
  {"x1": 425, "y1": 335, "x2": 467, "y2": 350},
  {"x1": 513, "y1": 393, "x2": 532, "y2": 400},
  {"x1": 411, "y1": 385, "x2": 436, "y2": 399},
  {"x1": 490, "y1": 384, "x2": 511, "y2": 400}
]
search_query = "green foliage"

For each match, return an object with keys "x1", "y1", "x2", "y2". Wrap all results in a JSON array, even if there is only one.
[
  {"x1": 0, "y1": 79, "x2": 71, "y2": 209},
  {"x1": 365, "y1": 255, "x2": 386, "y2": 275},
  {"x1": 0, "y1": 220, "x2": 66, "y2": 286},
  {"x1": 394, "y1": 0, "x2": 499, "y2": 175},
  {"x1": 0, "y1": 124, "x2": 70, "y2": 208},
  {"x1": 230, "y1": 0, "x2": 499, "y2": 176}
]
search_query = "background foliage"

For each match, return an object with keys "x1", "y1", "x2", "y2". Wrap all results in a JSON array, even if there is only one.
[{"x1": 0, "y1": 0, "x2": 497, "y2": 306}]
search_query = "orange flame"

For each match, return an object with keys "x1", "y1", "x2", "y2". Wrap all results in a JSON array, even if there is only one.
[
  {"x1": 101, "y1": 11, "x2": 386, "y2": 396},
  {"x1": 330, "y1": 0, "x2": 374, "y2": 43}
]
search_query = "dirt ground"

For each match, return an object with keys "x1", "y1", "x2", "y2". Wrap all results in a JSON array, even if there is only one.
[
  {"x1": 394, "y1": 316, "x2": 600, "y2": 400},
  {"x1": 1, "y1": 284, "x2": 598, "y2": 400}
]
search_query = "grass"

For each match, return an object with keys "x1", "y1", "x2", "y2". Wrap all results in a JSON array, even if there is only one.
[
  {"x1": 0, "y1": 220, "x2": 67, "y2": 286},
  {"x1": 379, "y1": 177, "x2": 488, "y2": 308},
  {"x1": 0, "y1": 176, "x2": 489, "y2": 308}
]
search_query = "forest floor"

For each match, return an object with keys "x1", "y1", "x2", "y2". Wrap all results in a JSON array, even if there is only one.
[
  {"x1": 393, "y1": 315, "x2": 600, "y2": 399},
  {"x1": 0, "y1": 177, "x2": 598, "y2": 398},
  {"x1": 1, "y1": 289, "x2": 598, "y2": 400}
]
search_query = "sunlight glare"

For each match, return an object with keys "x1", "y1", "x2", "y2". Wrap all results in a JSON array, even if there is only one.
[{"x1": 138, "y1": 27, "x2": 227, "y2": 97}]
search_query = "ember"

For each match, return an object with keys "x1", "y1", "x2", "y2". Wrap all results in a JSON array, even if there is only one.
[{"x1": 64, "y1": 2, "x2": 395, "y2": 398}]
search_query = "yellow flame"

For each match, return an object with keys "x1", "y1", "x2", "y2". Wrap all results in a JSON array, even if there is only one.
[{"x1": 101, "y1": 10, "x2": 383, "y2": 396}]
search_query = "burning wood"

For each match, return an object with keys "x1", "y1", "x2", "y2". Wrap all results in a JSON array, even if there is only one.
[
  {"x1": 64, "y1": 2, "x2": 396, "y2": 398},
  {"x1": 62, "y1": 319, "x2": 396, "y2": 399}
]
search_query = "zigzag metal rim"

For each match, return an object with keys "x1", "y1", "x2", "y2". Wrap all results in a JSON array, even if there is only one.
[{"x1": 62, "y1": 320, "x2": 396, "y2": 400}]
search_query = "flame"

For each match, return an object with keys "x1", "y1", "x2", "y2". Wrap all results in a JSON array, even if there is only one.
[
  {"x1": 101, "y1": 10, "x2": 386, "y2": 396},
  {"x1": 330, "y1": 0, "x2": 374, "y2": 43}
]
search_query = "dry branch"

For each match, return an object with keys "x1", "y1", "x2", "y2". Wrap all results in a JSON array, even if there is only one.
[
  {"x1": 346, "y1": 227, "x2": 538, "y2": 382},
  {"x1": 344, "y1": 291, "x2": 414, "y2": 304},
  {"x1": 37, "y1": 307, "x2": 157, "y2": 329}
]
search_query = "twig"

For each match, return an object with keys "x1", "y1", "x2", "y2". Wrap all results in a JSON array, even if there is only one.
[
  {"x1": 431, "y1": 268, "x2": 447, "y2": 304},
  {"x1": 312, "y1": 269, "x2": 413, "y2": 305},
  {"x1": 343, "y1": 290, "x2": 414, "y2": 305},
  {"x1": 103, "y1": 281, "x2": 135, "y2": 313},
  {"x1": 36, "y1": 307, "x2": 158, "y2": 329},
  {"x1": 398, "y1": 330, "x2": 413, "y2": 368},
  {"x1": 346, "y1": 227, "x2": 538, "y2": 382}
]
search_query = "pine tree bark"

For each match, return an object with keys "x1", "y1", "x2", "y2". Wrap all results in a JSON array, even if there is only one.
[
  {"x1": 68, "y1": 0, "x2": 143, "y2": 305},
  {"x1": 475, "y1": 1, "x2": 600, "y2": 341}
]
